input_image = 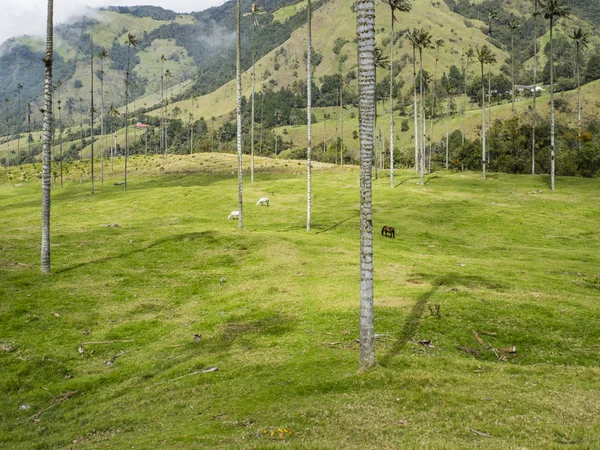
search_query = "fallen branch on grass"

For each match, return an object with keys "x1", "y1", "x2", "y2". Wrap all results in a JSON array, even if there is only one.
[
  {"x1": 80, "y1": 340, "x2": 134, "y2": 346},
  {"x1": 24, "y1": 391, "x2": 80, "y2": 423},
  {"x1": 149, "y1": 367, "x2": 219, "y2": 387}
]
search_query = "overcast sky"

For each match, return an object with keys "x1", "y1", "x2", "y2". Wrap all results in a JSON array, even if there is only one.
[{"x1": 0, "y1": 0, "x2": 226, "y2": 46}]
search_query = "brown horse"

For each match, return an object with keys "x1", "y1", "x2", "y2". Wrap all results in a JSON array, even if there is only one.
[{"x1": 381, "y1": 226, "x2": 395, "y2": 238}]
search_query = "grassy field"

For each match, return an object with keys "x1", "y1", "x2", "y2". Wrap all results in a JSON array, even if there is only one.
[{"x1": 1, "y1": 154, "x2": 600, "y2": 449}]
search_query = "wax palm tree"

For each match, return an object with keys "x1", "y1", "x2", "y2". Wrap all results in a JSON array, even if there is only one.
[
  {"x1": 164, "y1": 69, "x2": 173, "y2": 161},
  {"x1": 407, "y1": 29, "x2": 419, "y2": 173},
  {"x1": 414, "y1": 28, "x2": 433, "y2": 184},
  {"x1": 160, "y1": 54, "x2": 167, "y2": 163},
  {"x1": 570, "y1": 27, "x2": 589, "y2": 150},
  {"x1": 90, "y1": 38, "x2": 95, "y2": 194},
  {"x1": 4, "y1": 98, "x2": 10, "y2": 167},
  {"x1": 236, "y1": 0, "x2": 243, "y2": 229},
  {"x1": 355, "y1": 0, "x2": 376, "y2": 370},
  {"x1": 57, "y1": 96, "x2": 63, "y2": 188},
  {"x1": 383, "y1": 0, "x2": 412, "y2": 187},
  {"x1": 462, "y1": 47, "x2": 474, "y2": 146},
  {"x1": 124, "y1": 33, "x2": 138, "y2": 191},
  {"x1": 98, "y1": 48, "x2": 108, "y2": 185},
  {"x1": 476, "y1": 45, "x2": 496, "y2": 180},
  {"x1": 306, "y1": 0, "x2": 313, "y2": 232},
  {"x1": 17, "y1": 83, "x2": 23, "y2": 165},
  {"x1": 373, "y1": 45, "x2": 389, "y2": 179},
  {"x1": 508, "y1": 19, "x2": 520, "y2": 113},
  {"x1": 429, "y1": 38, "x2": 444, "y2": 173},
  {"x1": 107, "y1": 105, "x2": 119, "y2": 172},
  {"x1": 540, "y1": 0, "x2": 570, "y2": 191},
  {"x1": 41, "y1": 0, "x2": 54, "y2": 273},
  {"x1": 79, "y1": 96, "x2": 85, "y2": 154},
  {"x1": 27, "y1": 103, "x2": 32, "y2": 159},
  {"x1": 244, "y1": 3, "x2": 264, "y2": 184},
  {"x1": 532, "y1": 0, "x2": 539, "y2": 174}
]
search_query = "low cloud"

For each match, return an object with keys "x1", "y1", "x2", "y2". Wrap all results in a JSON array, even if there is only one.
[{"x1": 0, "y1": 0, "x2": 226, "y2": 46}]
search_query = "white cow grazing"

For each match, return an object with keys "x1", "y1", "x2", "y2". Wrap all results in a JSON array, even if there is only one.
[
  {"x1": 256, "y1": 197, "x2": 269, "y2": 206},
  {"x1": 228, "y1": 211, "x2": 240, "y2": 220}
]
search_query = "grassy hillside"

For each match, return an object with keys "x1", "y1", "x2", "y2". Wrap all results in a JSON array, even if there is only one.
[{"x1": 1, "y1": 156, "x2": 600, "y2": 448}]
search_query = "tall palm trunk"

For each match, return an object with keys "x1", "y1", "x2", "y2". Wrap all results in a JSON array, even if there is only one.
[
  {"x1": 100, "y1": 54, "x2": 105, "y2": 185},
  {"x1": 340, "y1": 87, "x2": 344, "y2": 169},
  {"x1": 17, "y1": 86, "x2": 22, "y2": 165},
  {"x1": 125, "y1": 48, "x2": 130, "y2": 191},
  {"x1": 41, "y1": 0, "x2": 54, "y2": 274},
  {"x1": 462, "y1": 54, "x2": 468, "y2": 146},
  {"x1": 532, "y1": 0, "x2": 538, "y2": 174},
  {"x1": 481, "y1": 60, "x2": 487, "y2": 180},
  {"x1": 306, "y1": 0, "x2": 312, "y2": 232},
  {"x1": 90, "y1": 38, "x2": 95, "y2": 194},
  {"x1": 429, "y1": 47, "x2": 440, "y2": 174},
  {"x1": 356, "y1": 0, "x2": 376, "y2": 370},
  {"x1": 412, "y1": 44, "x2": 419, "y2": 173},
  {"x1": 549, "y1": 16, "x2": 556, "y2": 191},
  {"x1": 576, "y1": 39, "x2": 581, "y2": 150},
  {"x1": 389, "y1": 16, "x2": 395, "y2": 187},
  {"x1": 58, "y1": 100, "x2": 63, "y2": 188},
  {"x1": 419, "y1": 48, "x2": 425, "y2": 185},
  {"x1": 236, "y1": 0, "x2": 244, "y2": 229},
  {"x1": 251, "y1": 21, "x2": 256, "y2": 183}
]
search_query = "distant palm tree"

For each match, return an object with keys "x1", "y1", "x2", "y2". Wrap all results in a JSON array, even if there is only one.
[
  {"x1": 531, "y1": 0, "x2": 539, "y2": 175},
  {"x1": 107, "y1": 105, "x2": 119, "y2": 172},
  {"x1": 124, "y1": 33, "x2": 138, "y2": 191},
  {"x1": 373, "y1": 46, "x2": 388, "y2": 179},
  {"x1": 160, "y1": 54, "x2": 167, "y2": 163},
  {"x1": 41, "y1": 0, "x2": 54, "y2": 274},
  {"x1": 540, "y1": 0, "x2": 570, "y2": 191},
  {"x1": 383, "y1": 0, "x2": 411, "y2": 187},
  {"x1": 244, "y1": 3, "x2": 264, "y2": 184},
  {"x1": 462, "y1": 47, "x2": 474, "y2": 146},
  {"x1": 429, "y1": 38, "x2": 444, "y2": 173},
  {"x1": 57, "y1": 96, "x2": 63, "y2": 188},
  {"x1": 236, "y1": 0, "x2": 243, "y2": 229},
  {"x1": 355, "y1": 0, "x2": 376, "y2": 371},
  {"x1": 17, "y1": 83, "x2": 23, "y2": 165},
  {"x1": 306, "y1": 0, "x2": 313, "y2": 232},
  {"x1": 415, "y1": 29, "x2": 433, "y2": 184},
  {"x1": 407, "y1": 29, "x2": 419, "y2": 173},
  {"x1": 508, "y1": 19, "x2": 520, "y2": 113},
  {"x1": 4, "y1": 98, "x2": 10, "y2": 167},
  {"x1": 570, "y1": 27, "x2": 589, "y2": 150},
  {"x1": 90, "y1": 38, "x2": 95, "y2": 194},
  {"x1": 164, "y1": 69, "x2": 173, "y2": 162},
  {"x1": 98, "y1": 48, "x2": 109, "y2": 185},
  {"x1": 476, "y1": 45, "x2": 496, "y2": 180}
]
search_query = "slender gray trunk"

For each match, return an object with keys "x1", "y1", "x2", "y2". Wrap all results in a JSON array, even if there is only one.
[
  {"x1": 124, "y1": 44, "x2": 130, "y2": 191},
  {"x1": 550, "y1": 17, "x2": 555, "y2": 191},
  {"x1": 532, "y1": 1, "x2": 537, "y2": 175},
  {"x1": 413, "y1": 44, "x2": 419, "y2": 173},
  {"x1": 100, "y1": 56, "x2": 105, "y2": 185},
  {"x1": 419, "y1": 49, "x2": 425, "y2": 185},
  {"x1": 481, "y1": 61, "x2": 487, "y2": 180},
  {"x1": 306, "y1": 0, "x2": 312, "y2": 232},
  {"x1": 356, "y1": 0, "x2": 376, "y2": 370},
  {"x1": 236, "y1": 0, "x2": 244, "y2": 229},
  {"x1": 41, "y1": 0, "x2": 54, "y2": 274},
  {"x1": 90, "y1": 38, "x2": 95, "y2": 194},
  {"x1": 576, "y1": 41, "x2": 581, "y2": 150},
  {"x1": 251, "y1": 22, "x2": 256, "y2": 183},
  {"x1": 389, "y1": 18, "x2": 395, "y2": 187}
]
